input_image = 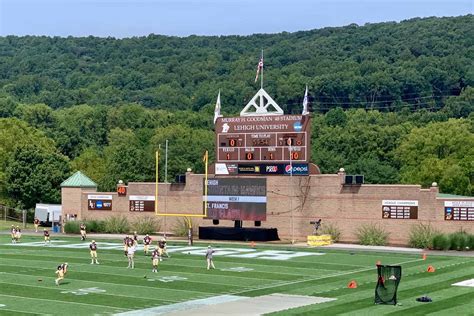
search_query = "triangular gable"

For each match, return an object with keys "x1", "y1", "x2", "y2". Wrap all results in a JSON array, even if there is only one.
[
  {"x1": 60, "y1": 171, "x2": 97, "y2": 188},
  {"x1": 240, "y1": 88, "x2": 284, "y2": 116}
]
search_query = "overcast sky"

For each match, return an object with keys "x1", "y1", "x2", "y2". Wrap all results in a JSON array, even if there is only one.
[{"x1": 0, "y1": 0, "x2": 472, "y2": 38}]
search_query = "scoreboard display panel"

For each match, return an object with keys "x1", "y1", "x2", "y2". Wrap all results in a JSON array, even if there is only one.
[
  {"x1": 215, "y1": 115, "x2": 311, "y2": 163},
  {"x1": 204, "y1": 178, "x2": 267, "y2": 221}
]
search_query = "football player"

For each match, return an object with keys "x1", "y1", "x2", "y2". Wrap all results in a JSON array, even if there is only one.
[
  {"x1": 133, "y1": 231, "x2": 139, "y2": 246},
  {"x1": 127, "y1": 242, "x2": 136, "y2": 269},
  {"x1": 15, "y1": 226, "x2": 21, "y2": 243},
  {"x1": 89, "y1": 240, "x2": 99, "y2": 264},
  {"x1": 123, "y1": 235, "x2": 130, "y2": 257},
  {"x1": 206, "y1": 246, "x2": 216, "y2": 270},
  {"x1": 55, "y1": 263, "x2": 68, "y2": 286},
  {"x1": 151, "y1": 246, "x2": 160, "y2": 273},
  {"x1": 44, "y1": 228, "x2": 51, "y2": 245},
  {"x1": 80, "y1": 223, "x2": 87, "y2": 241},
  {"x1": 158, "y1": 237, "x2": 170, "y2": 261},
  {"x1": 10, "y1": 225, "x2": 16, "y2": 244},
  {"x1": 143, "y1": 234, "x2": 152, "y2": 255},
  {"x1": 34, "y1": 217, "x2": 40, "y2": 232}
]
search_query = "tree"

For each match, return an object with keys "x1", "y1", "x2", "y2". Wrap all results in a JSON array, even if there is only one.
[
  {"x1": 101, "y1": 129, "x2": 152, "y2": 191},
  {"x1": 150, "y1": 125, "x2": 214, "y2": 181},
  {"x1": 52, "y1": 104, "x2": 108, "y2": 158},
  {"x1": 4, "y1": 144, "x2": 70, "y2": 208},
  {"x1": 396, "y1": 118, "x2": 474, "y2": 194},
  {"x1": 0, "y1": 118, "x2": 58, "y2": 204},
  {"x1": 13, "y1": 103, "x2": 55, "y2": 129},
  {"x1": 70, "y1": 147, "x2": 107, "y2": 189}
]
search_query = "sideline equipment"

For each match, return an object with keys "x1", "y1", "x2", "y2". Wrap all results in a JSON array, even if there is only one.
[{"x1": 375, "y1": 265, "x2": 402, "y2": 305}]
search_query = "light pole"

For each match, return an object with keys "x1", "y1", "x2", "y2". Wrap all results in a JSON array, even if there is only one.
[{"x1": 289, "y1": 139, "x2": 294, "y2": 244}]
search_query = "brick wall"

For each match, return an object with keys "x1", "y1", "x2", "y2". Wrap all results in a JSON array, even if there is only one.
[{"x1": 63, "y1": 172, "x2": 474, "y2": 245}]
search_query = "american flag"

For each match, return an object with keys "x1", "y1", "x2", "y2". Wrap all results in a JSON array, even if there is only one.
[{"x1": 254, "y1": 57, "x2": 263, "y2": 83}]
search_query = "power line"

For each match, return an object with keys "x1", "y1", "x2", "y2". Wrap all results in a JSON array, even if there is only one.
[{"x1": 282, "y1": 93, "x2": 458, "y2": 106}]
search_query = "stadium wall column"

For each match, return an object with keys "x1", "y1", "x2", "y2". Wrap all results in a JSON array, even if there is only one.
[{"x1": 62, "y1": 186, "x2": 96, "y2": 220}]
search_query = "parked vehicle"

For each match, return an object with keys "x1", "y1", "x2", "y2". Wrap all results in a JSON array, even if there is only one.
[{"x1": 34, "y1": 204, "x2": 62, "y2": 227}]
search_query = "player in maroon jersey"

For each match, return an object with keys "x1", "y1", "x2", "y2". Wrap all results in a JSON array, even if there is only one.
[
  {"x1": 123, "y1": 235, "x2": 130, "y2": 256},
  {"x1": 44, "y1": 228, "x2": 51, "y2": 245},
  {"x1": 158, "y1": 238, "x2": 170, "y2": 261},
  {"x1": 34, "y1": 218, "x2": 40, "y2": 232},
  {"x1": 133, "y1": 231, "x2": 139, "y2": 246},
  {"x1": 80, "y1": 223, "x2": 87, "y2": 241},
  {"x1": 89, "y1": 240, "x2": 99, "y2": 264},
  {"x1": 143, "y1": 234, "x2": 152, "y2": 255},
  {"x1": 151, "y1": 247, "x2": 160, "y2": 273}
]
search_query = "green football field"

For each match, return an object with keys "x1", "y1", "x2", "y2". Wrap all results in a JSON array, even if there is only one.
[{"x1": 0, "y1": 234, "x2": 473, "y2": 315}]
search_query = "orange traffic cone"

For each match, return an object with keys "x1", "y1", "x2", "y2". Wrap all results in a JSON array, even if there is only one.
[
  {"x1": 427, "y1": 265, "x2": 435, "y2": 273},
  {"x1": 347, "y1": 280, "x2": 358, "y2": 288},
  {"x1": 422, "y1": 253, "x2": 427, "y2": 260},
  {"x1": 376, "y1": 260, "x2": 381, "y2": 266}
]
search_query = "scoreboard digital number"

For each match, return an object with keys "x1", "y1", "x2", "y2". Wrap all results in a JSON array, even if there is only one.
[{"x1": 215, "y1": 115, "x2": 310, "y2": 163}]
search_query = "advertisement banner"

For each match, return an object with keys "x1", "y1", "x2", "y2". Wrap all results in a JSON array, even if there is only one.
[{"x1": 87, "y1": 195, "x2": 113, "y2": 211}]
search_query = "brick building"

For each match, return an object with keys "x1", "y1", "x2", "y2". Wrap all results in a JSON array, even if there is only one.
[{"x1": 61, "y1": 169, "x2": 474, "y2": 245}]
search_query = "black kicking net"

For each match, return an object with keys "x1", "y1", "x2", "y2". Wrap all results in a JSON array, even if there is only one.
[{"x1": 375, "y1": 265, "x2": 402, "y2": 305}]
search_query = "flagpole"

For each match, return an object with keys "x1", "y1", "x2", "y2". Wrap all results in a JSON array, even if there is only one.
[
  {"x1": 260, "y1": 49, "x2": 263, "y2": 89},
  {"x1": 204, "y1": 150, "x2": 208, "y2": 217},
  {"x1": 289, "y1": 141, "x2": 294, "y2": 244},
  {"x1": 155, "y1": 150, "x2": 159, "y2": 215}
]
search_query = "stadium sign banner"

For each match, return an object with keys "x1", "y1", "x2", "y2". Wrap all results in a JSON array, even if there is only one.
[
  {"x1": 129, "y1": 195, "x2": 155, "y2": 212},
  {"x1": 203, "y1": 178, "x2": 266, "y2": 221},
  {"x1": 87, "y1": 195, "x2": 112, "y2": 211},
  {"x1": 283, "y1": 163, "x2": 309, "y2": 175},
  {"x1": 444, "y1": 201, "x2": 474, "y2": 221},
  {"x1": 382, "y1": 200, "x2": 418, "y2": 219},
  {"x1": 214, "y1": 163, "x2": 308, "y2": 175}
]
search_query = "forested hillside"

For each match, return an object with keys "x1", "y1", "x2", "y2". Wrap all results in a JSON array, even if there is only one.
[{"x1": 0, "y1": 15, "x2": 473, "y2": 209}]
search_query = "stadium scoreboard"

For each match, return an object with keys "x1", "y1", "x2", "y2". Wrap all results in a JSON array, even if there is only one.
[{"x1": 215, "y1": 115, "x2": 311, "y2": 164}]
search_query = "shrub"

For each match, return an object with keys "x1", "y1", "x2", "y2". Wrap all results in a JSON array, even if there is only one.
[
  {"x1": 103, "y1": 215, "x2": 130, "y2": 234},
  {"x1": 132, "y1": 216, "x2": 160, "y2": 235},
  {"x1": 321, "y1": 223, "x2": 342, "y2": 242},
  {"x1": 64, "y1": 221, "x2": 80, "y2": 234},
  {"x1": 356, "y1": 223, "x2": 389, "y2": 246},
  {"x1": 468, "y1": 234, "x2": 474, "y2": 250},
  {"x1": 432, "y1": 234, "x2": 450, "y2": 250},
  {"x1": 85, "y1": 220, "x2": 105, "y2": 233},
  {"x1": 172, "y1": 217, "x2": 197, "y2": 237},
  {"x1": 449, "y1": 232, "x2": 469, "y2": 251},
  {"x1": 408, "y1": 223, "x2": 438, "y2": 249}
]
